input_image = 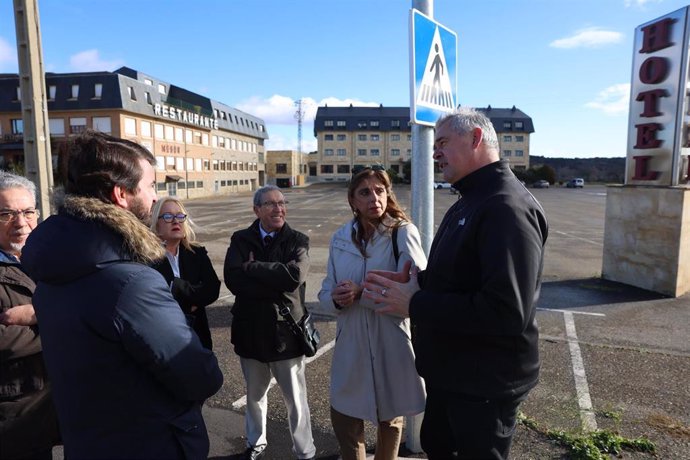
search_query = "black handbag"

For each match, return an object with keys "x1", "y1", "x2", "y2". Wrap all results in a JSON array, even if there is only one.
[{"x1": 278, "y1": 306, "x2": 320, "y2": 358}]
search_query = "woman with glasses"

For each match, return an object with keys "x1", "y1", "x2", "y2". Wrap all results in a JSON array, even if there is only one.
[
  {"x1": 150, "y1": 197, "x2": 220, "y2": 350},
  {"x1": 318, "y1": 166, "x2": 427, "y2": 460}
]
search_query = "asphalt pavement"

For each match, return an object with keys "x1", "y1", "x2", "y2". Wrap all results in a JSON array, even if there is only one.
[{"x1": 54, "y1": 183, "x2": 690, "y2": 459}]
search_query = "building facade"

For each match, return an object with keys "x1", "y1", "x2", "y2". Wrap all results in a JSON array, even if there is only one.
[
  {"x1": 265, "y1": 150, "x2": 308, "y2": 188},
  {"x1": 311, "y1": 104, "x2": 534, "y2": 182},
  {"x1": 0, "y1": 66, "x2": 268, "y2": 198}
]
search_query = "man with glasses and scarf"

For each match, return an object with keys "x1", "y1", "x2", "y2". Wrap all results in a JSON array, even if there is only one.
[{"x1": 224, "y1": 185, "x2": 316, "y2": 460}]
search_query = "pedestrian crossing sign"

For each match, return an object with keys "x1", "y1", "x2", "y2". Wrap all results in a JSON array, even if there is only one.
[{"x1": 409, "y1": 9, "x2": 457, "y2": 126}]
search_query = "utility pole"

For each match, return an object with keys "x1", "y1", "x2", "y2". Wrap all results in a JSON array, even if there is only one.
[{"x1": 13, "y1": 0, "x2": 53, "y2": 219}]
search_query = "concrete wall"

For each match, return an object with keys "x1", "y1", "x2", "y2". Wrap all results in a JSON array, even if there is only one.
[{"x1": 602, "y1": 185, "x2": 690, "y2": 297}]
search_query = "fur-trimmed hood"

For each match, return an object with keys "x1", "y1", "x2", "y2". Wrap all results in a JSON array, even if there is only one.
[{"x1": 22, "y1": 195, "x2": 165, "y2": 285}]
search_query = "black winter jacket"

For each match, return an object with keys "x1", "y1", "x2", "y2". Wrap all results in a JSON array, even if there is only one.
[
  {"x1": 410, "y1": 160, "x2": 548, "y2": 399},
  {"x1": 224, "y1": 220, "x2": 309, "y2": 362}
]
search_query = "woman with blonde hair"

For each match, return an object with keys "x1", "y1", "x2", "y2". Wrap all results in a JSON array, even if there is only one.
[
  {"x1": 318, "y1": 165, "x2": 427, "y2": 460},
  {"x1": 151, "y1": 196, "x2": 220, "y2": 350}
]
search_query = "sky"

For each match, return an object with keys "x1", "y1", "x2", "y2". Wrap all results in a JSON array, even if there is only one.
[{"x1": 1, "y1": 0, "x2": 689, "y2": 158}]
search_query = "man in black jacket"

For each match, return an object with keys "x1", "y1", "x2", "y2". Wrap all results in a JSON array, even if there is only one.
[
  {"x1": 365, "y1": 108, "x2": 548, "y2": 459},
  {"x1": 224, "y1": 185, "x2": 315, "y2": 460}
]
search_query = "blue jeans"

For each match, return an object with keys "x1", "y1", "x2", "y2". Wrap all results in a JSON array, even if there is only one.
[{"x1": 421, "y1": 387, "x2": 521, "y2": 460}]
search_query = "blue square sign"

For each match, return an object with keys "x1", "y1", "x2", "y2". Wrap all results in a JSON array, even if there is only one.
[{"x1": 409, "y1": 9, "x2": 457, "y2": 126}]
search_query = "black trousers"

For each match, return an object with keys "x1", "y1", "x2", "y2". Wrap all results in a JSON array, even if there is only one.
[{"x1": 421, "y1": 387, "x2": 521, "y2": 460}]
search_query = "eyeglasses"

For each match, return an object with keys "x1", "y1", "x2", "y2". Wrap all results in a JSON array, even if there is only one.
[
  {"x1": 352, "y1": 164, "x2": 386, "y2": 176},
  {"x1": 0, "y1": 208, "x2": 40, "y2": 223},
  {"x1": 260, "y1": 200, "x2": 289, "y2": 209},
  {"x1": 158, "y1": 213, "x2": 187, "y2": 223}
]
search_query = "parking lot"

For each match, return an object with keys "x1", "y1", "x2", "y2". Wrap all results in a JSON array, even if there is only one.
[{"x1": 58, "y1": 182, "x2": 690, "y2": 459}]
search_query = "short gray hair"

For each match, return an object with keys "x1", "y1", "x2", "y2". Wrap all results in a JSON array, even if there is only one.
[
  {"x1": 436, "y1": 107, "x2": 500, "y2": 151},
  {"x1": 253, "y1": 185, "x2": 282, "y2": 207},
  {"x1": 0, "y1": 171, "x2": 37, "y2": 203}
]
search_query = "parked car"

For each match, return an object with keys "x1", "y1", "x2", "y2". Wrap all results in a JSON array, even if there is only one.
[
  {"x1": 532, "y1": 180, "x2": 550, "y2": 189},
  {"x1": 566, "y1": 178, "x2": 585, "y2": 188},
  {"x1": 434, "y1": 182, "x2": 451, "y2": 189}
]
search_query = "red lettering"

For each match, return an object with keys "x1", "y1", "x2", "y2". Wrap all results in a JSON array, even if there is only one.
[
  {"x1": 634, "y1": 123, "x2": 663, "y2": 149},
  {"x1": 639, "y1": 57, "x2": 669, "y2": 84},
  {"x1": 632, "y1": 155, "x2": 660, "y2": 180},
  {"x1": 636, "y1": 89, "x2": 669, "y2": 117},
  {"x1": 639, "y1": 18, "x2": 676, "y2": 53}
]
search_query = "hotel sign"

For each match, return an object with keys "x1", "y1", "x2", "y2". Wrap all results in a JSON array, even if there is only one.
[
  {"x1": 153, "y1": 103, "x2": 219, "y2": 130},
  {"x1": 626, "y1": 7, "x2": 690, "y2": 186}
]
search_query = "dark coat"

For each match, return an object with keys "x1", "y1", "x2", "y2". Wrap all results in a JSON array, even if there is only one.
[
  {"x1": 411, "y1": 160, "x2": 548, "y2": 399},
  {"x1": 21, "y1": 196, "x2": 224, "y2": 460},
  {"x1": 0, "y1": 252, "x2": 60, "y2": 459},
  {"x1": 224, "y1": 220, "x2": 309, "y2": 362},
  {"x1": 152, "y1": 244, "x2": 221, "y2": 350}
]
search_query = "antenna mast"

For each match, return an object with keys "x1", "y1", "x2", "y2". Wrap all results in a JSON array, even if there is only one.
[{"x1": 294, "y1": 99, "x2": 305, "y2": 154}]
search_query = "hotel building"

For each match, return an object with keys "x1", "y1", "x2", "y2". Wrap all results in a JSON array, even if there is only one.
[{"x1": 0, "y1": 66, "x2": 268, "y2": 198}]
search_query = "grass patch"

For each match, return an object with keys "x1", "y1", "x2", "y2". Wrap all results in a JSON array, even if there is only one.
[{"x1": 518, "y1": 412, "x2": 655, "y2": 460}]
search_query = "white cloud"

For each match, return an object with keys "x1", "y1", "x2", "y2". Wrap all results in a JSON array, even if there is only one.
[
  {"x1": 584, "y1": 83, "x2": 630, "y2": 115},
  {"x1": 237, "y1": 95, "x2": 379, "y2": 152},
  {"x1": 624, "y1": 0, "x2": 662, "y2": 7},
  {"x1": 69, "y1": 49, "x2": 124, "y2": 72},
  {"x1": 550, "y1": 28, "x2": 624, "y2": 49},
  {"x1": 0, "y1": 37, "x2": 17, "y2": 71}
]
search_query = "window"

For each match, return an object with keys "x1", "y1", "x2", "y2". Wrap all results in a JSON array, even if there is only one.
[
  {"x1": 370, "y1": 120, "x2": 379, "y2": 128},
  {"x1": 212, "y1": 160, "x2": 219, "y2": 170},
  {"x1": 358, "y1": 134, "x2": 367, "y2": 141},
  {"x1": 392, "y1": 165, "x2": 400, "y2": 173},
  {"x1": 144, "y1": 78, "x2": 153, "y2": 86},
  {"x1": 92, "y1": 116, "x2": 111, "y2": 133},
  {"x1": 158, "y1": 83, "x2": 166, "y2": 95},
  {"x1": 185, "y1": 129, "x2": 192, "y2": 144},
  {"x1": 195, "y1": 159, "x2": 202, "y2": 171},
  {"x1": 337, "y1": 134, "x2": 346, "y2": 141},
  {"x1": 391, "y1": 120, "x2": 400, "y2": 128},
  {"x1": 515, "y1": 150, "x2": 524, "y2": 157},
  {"x1": 127, "y1": 87, "x2": 136, "y2": 101},
  {"x1": 407, "y1": 134, "x2": 412, "y2": 141},
  {"x1": 324, "y1": 120, "x2": 334, "y2": 127},
  {"x1": 516, "y1": 135, "x2": 524, "y2": 142},
  {"x1": 165, "y1": 125, "x2": 174, "y2": 140},
  {"x1": 196, "y1": 181, "x2": 203, "y2": 188},
  {"x1": 371, "y1": 134, "x2": 380, "y2": 141},
  {"x1": 203, "y1": 160, "x2": 210, "y2": 170},
  {"x1": 155, "y1": 156, "x2": 164, "y2": 170},
  {"x1": 337, "y1": 149, "x2": 346, "y2": 156},
  {"x1": 145, "y1": 91, "x2": 152, "y2": 104},
  {"x1": 15, "y1": 86, "x2": 21, "y2": 101},
  {"x1": 70, "y1": 84, "x2": 79, "y2": 99},
  {"x1": 515, "y1": 121, "x2": 524, "y2": 129},
  {"x1": 141, "y1": 121, "x2": 152, "y2": 138},
  {"x1": 186, "y1": 158, "x2": 194, "y2": 171},
  {"x1": 336, "y1": 120, "x2": 346, "y2": 127},
  {"x1": 94, "y1": 83, "x2": 103, "y2": 99},
  {"x1": 391, "y1": 149, "x2": 400, "y2": 156},
  {"x1": 358, "y1": 149, "x2": 366, "y2": 156},
  {"x1": 202, "y1": 133, "x2": 209, "y2": 146},
  {"x1": 503, "y1": 135, "x2": 512, "y2": 142},
  {"x1": 324, "y1": 134, "x2": 333, "y2": 141},
  {"x1": 157, "y1": 183, "x2": 167, "y2": 192},
  {"x1": 324, "y1": 149, "x2": 334, "y2": 156},
  {"x1": 371, "y1": 149, "x2": 380, "y2": 156},
  {"x1": 176, "y1": 158, "x2": 184, "y2": 171},
  {"x1": 11, "y1": 119, "x2": 23, "y2": 134},
  {"x1": 391, "y1": 134, "x2": 400, "y2": 141},
  {"x1": 49, "y1": 118, "x2": 64, "y2": 136},
  {"x1": 48, "y1": 85, "x2": 56, "y2": 100},
  {"x1": 503, "y1": 121, "x2": 511, "y2": 129},
  {"x1": 276, "y1": 163, "x2": 287, "y2": 173},
  {"x1": 70, "y1": 117, "x2": 87, "y2": 134},
  {"x1": 175, "y1": 127, "x2": 183, "y2": 142},
  {"x1": 503, "y1": 150, "x2": 512, "y2": 157},
  {"x1": 154, "y1": 123, "x2": 164, "y2": 139},
  {"x1": 321, "y1": 165, "x2": 334, "y2": 174},
  {"x1": 337, "y1": 165, "x2": 350, "y2": 174}
]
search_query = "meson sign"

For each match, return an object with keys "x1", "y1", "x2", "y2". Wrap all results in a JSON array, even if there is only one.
[{"x1": 626, "y1": 7, "x2": 690, "y2": 186}]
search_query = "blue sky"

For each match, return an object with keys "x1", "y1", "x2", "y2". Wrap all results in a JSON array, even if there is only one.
[{"x1": 1, "y1": 0, "x2": 688, "y2": 158}]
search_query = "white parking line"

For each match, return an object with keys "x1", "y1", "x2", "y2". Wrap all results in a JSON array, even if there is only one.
[
  {"x1": 231, "y1": 339, "x2": 336, "y2": 411},
  {"x1": 537, "y1": 308, "x2": 605, "y2": 317},
  {"x1": 552, "y1": 230, "x2": 603, "y2": 246},
  {"x1": 563, "y1": 311, "x2": 597, "y2": 432}
]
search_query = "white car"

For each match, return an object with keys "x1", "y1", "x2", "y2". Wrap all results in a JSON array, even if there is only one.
[{"x1": 434, "y1": 182, "x2": 451, "y2": 189}]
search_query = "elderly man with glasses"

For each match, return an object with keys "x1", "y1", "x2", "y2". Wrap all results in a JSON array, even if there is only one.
[
  {"x1": 224, "y1": 185, "x2": 316, "y2": 460},
  {"x1": 0, "y1": 171, "x2": 60, "y2": 459}
]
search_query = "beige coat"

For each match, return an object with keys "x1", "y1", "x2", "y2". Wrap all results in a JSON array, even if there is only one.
[{"x1": 318, "y1": 219, "x2": 427, "y2": 422}]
